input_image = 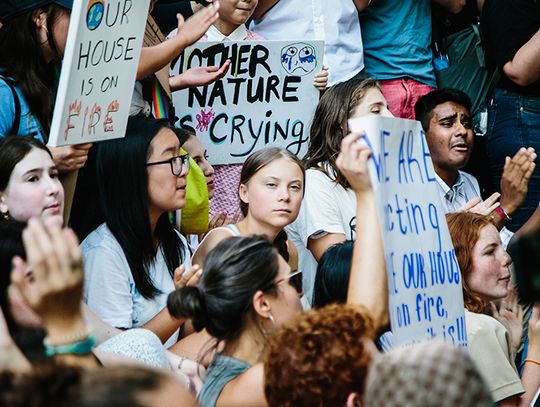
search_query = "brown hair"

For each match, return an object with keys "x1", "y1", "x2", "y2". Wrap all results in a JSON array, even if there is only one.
[
  {"x1": 264, "y1": 303, "x2": 375, "y2": 406},
  {"x1": 446, "y1": 212, "x2": 493, "y2": 313},
  {"x1": 239, "y1": 147, "x2": 305, "y2": 261},
  {"x1": 303, "y1": 77, "x2": 380, "y2": 189}
]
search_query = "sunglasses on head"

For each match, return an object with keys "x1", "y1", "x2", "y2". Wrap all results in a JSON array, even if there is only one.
[{"x1": 276, "y1": 269, "x2": 303, "y2": 295}]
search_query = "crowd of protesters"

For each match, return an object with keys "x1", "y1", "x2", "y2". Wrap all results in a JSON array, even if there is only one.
[{"x1": 1, "y1": 0, "x2": 540, "y2": 406}]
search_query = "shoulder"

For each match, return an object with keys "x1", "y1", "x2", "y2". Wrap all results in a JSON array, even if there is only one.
[
  {"x1": 82, "y1": 224, "x2": 120, "y2": 250},
  {"x1": 191, "y1": 227, "x2": 237, "y2": 266}
]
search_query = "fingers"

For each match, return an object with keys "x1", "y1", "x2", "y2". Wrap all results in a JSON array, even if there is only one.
[
  {"x1": 208, "y1": 212, "x2": 227, "y2": 230},
  {"x1": 185, "y1": 265, "x2": 203, "y2": 287},
  {"x1": 459, "y1": 197, "x2": 481, "y2": 212},
  {"x1": 174, "y1": 265, "x2": 202, "y2": 289},
  {"x1": 215, "y1": 59, "x2": 231, "y2": 78},
  {"x1": 176, "y1": 12, "x2": 185, "y2": 28}
]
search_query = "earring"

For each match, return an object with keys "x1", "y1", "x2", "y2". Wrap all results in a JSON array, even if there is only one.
[
  {"x1": 262, "y1": 314, "x2": 275, "y2": 337},
  {"x1": 1, "y1": 211, "x2": 8, "y2": 220}
]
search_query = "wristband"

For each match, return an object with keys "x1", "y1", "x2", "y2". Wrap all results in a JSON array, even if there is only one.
[
  {"x1": 495, "y1": 206, "x2": 512, "y2": 221},
  {"x1": 525, "y1": 358, "x2": 540, "y2": 367},
  {"x1": 45, "y1": 335, "x2": 96, "y2": 357}
]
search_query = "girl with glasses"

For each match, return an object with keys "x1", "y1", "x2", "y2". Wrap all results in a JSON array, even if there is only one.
[{"x1": 82, "y1": 115, "x2": 195, "y2": 348}]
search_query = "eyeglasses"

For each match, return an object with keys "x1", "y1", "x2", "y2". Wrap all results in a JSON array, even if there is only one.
[
  {"x1": 146, "y1": 154, "x2": 190, "y2": 176},
  {"x1": 276, "y1": 269, "x2": 303, "y2": 295}
]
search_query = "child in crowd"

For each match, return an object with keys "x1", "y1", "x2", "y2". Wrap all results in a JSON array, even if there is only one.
[{"x1": 169, "y1": 0, "x2": 328, "y2": 223}]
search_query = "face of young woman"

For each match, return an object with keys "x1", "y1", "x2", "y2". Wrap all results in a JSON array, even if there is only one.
[
  {"x1": 266, "y1": 255, "x2": 303, "y2": 327},
  {"x1": 239, "y1": 158, "x2": 304, "y2": 230},
  {"x1": 182, "y1": 136, "x2": 215, "y2": 199},
  {"x1": 468, "y1": 224, "x2": 512, "y2": 301},
  {"x1": 0, "y1": 148, "x2": 64, "y2": 225},
  {"x1": 349, "y1": 87, "x2": 393, "y2": 119},
  {"x1": 146, "y1": 128, "x2": 187, "y2": 216}
]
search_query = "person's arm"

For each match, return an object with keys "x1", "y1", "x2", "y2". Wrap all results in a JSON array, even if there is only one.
[
  {"x1": 0, "y1": 307, "x2": 31, "y2": 373},
  {"x1": 138, "y1": 265, "x2": 202, "y2": 343},
  {"x1": 337, "y1": 133, "x2": 388, "y2": 331},
  {"x1": 307, "y1": 233, "x2": 346, "y2": 262},
  {"x1": 11, "y1": 218, "x2": 99, "y2": 369},
  {"x1": 252, "y1": 0, "x2": 280, "y2": 20},
  {"x1": 137, "y1": 3, "x2": 220, "y2": 80},
  {"x1": 169, "y1": 60, "x2": 231, "y2": 91},
  {"x1": 499, "y1": 306, "x2": 540, "y2": 407},
  {"x1": 495, "y1": 148, "x2": 536, "y2": 229},
  {"x1": 433, "y1": 0, "x2": 466, "y2": 13},
  {"x1": 503, "y1": 28, "x2": 540, "y2": 87},
  {"x1": 191, "y1": 227, "x2": 234, "y2": 268}
]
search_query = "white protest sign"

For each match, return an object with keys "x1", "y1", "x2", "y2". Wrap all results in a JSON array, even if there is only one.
[
  {"x1": 49, "y1": 0, "x2": 150, "y2": 147},
  {"x1": 349, "y1": 116, "x2": 467, "y2": 348},
  {"x1": 172, "y1": 40, "x2": 324, "y2": 164}
]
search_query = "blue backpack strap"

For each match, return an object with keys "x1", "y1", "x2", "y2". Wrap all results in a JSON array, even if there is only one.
[{"x1": 0, "y1": 76, "x2": 21, "y2": 135}]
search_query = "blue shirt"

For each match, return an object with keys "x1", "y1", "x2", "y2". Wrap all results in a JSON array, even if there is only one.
[
  {"x1": 360, "y1": 0, "x2": 437, "y2": 87},
  {"x1": 0, "y1": 77, "x2": 46, "y2": 142}
]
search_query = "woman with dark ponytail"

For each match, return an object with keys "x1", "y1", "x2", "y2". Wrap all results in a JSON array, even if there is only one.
[
  {"x1": 168, "y1": 235, "x2": 304, "y2": 407},
  {"x1": 191, "y1": 147, "x2": 305, "y2": 270}
]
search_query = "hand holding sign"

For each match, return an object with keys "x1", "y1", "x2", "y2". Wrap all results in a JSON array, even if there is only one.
[{"x1": 50, "y1": 143, "x2": 93, "y2": 173}]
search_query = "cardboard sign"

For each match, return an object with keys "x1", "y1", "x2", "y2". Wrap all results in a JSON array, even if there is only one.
[
  {"x1": 172, "y1": 40, "x2": 324, "y2": 164},
  {"x1": 49, "y1": 0, "x2": 150, "y2": 147},
  {"x1": 349, "y1": 116, "x2": 468, "y2": 348}
]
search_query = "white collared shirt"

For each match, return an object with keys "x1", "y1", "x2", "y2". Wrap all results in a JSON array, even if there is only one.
[
  {"x1": 436, "y1": 171, "x2": 513, "y2": 248},
  {"x1": 249, "y1": 0, "x2": 364, "y2": 86},
  {"x1": 205, "y1": 24, "x2": 249, "y2": 41}
]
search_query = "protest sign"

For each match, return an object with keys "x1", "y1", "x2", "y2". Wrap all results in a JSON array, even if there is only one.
[
  {"x1": 349, "y1": 116, "x2": 467, "y2": 348},
  {"x1": 172, "y1": 40, "x2": 324, "y2": 164},
  {"x1": 48, "y1": 0, "x2": 150, "y2": 147}
]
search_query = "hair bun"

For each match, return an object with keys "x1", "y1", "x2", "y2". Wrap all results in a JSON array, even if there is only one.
[{"x1": 167, "y1": 286, "x2": 208, "y2": 331}]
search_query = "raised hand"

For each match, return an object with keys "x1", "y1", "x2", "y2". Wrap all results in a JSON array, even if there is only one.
[
  {"x1": 335, "y1": 132, "x2": 372, "y2": 193},
  {"x1": 490, "y1": 285, "x2": 524, "y2": 357},
  {"x1": 10, "y1": 217, "x2": 86, "y2": 341}
]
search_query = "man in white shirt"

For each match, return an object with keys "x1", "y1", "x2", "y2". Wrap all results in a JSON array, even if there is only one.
[
  {"x1": 250, "y1": 0, "x2": 369, "y2": 87},
  {"x1": 414, "y1": 88, "x2": 536, "y2": 246}
]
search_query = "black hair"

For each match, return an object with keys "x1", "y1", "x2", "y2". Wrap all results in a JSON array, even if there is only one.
[
  {"x1": 95, "y1": 115, "x2": 185, "y2": 299},
  {"x1": 312, "y1": 241, "x2": 353, "y2": 307},
  {"x1": 414, "y1": 88, "x2": 473, "y2": 132},
  {"x1": 0, "y1": 5, "x2": 69, "y2": 139},
  {"x1": 0, "y1": 136, "x2": 53, "y2": 191},
  {"x1": 0, "y1": 220, "x2": 46, "y2": 362},
  {"x1": 167, "y1": 235, "x2": 280, "y2": 344}
]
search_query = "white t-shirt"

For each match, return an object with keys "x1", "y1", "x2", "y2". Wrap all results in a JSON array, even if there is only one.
[
  {"x1": 286, "y1": 168, "x2": 357, "y2": 303},
  {"x1": 249, "y1": 0, "x2": 364, "y2": 86},
  {"x1": 82, "y1": 223, "x2": 191, "y2": 348}
]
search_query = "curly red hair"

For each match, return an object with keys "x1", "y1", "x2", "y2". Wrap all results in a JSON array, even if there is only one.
[
  {"x1": 264, "y1": 303, "x2": 375, "y2": 406},
  {"x1": 446, "y1": 212, "x2": 493, "y2": 313}
]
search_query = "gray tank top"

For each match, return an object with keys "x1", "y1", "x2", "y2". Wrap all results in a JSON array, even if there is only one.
[{"x1": 197, "y1": 354, "x2": 251, "y2": 407}]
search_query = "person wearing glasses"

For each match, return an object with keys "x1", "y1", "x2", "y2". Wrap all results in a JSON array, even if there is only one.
[
  {"x1": 82, "y1": 115, "x2": 194, "y2": 348},
  {"x1": 168, "y1": 235, "x2": 304, "y2": 406},
  {"x1": 168, "y1": 132, "x2": 388, "y2": 406}
]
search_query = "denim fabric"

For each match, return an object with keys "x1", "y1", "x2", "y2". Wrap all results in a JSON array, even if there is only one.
[{"x1": 486, "y1": 88, "x2": 540, "y2": 231}]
